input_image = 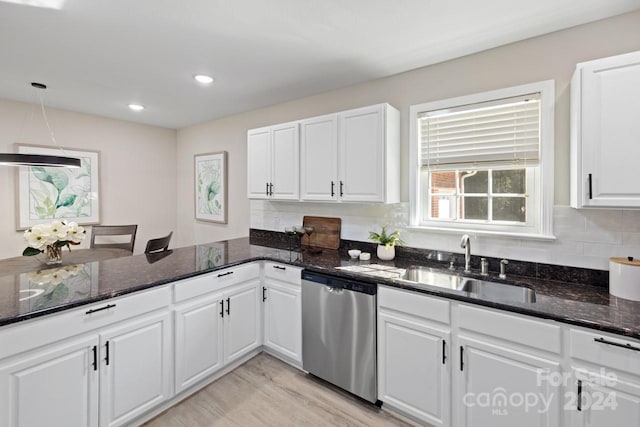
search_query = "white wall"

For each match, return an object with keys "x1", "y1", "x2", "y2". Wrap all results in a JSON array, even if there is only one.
[
  {"x1": 0, "y1": 98, "x2": 177, "y2": 259},
  {"x1": 175, "y1": 115, "x2": 252, "y2": 247},
  {"x1": 178, "y1": 11, "x2": 640, "y2": 271}
]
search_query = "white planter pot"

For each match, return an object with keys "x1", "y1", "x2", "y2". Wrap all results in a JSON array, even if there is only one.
[{"x1": 377, "y1": 245, "x2": 395, "y2": 261}]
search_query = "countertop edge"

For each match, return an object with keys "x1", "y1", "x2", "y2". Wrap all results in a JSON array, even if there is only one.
[{"x1": 2, "y1": 253, "x2": 638, "y2": 341}]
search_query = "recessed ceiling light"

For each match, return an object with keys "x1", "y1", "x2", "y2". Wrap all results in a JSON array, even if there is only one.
[
  {"x1": 194, "y1": 74, "x2": 214, "y2": 85},
  {"x1": 128, "y1": 104, "x2": 144, "y2": 112}
]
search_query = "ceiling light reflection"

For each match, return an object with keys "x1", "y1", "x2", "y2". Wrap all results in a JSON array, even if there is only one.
[{"x1": 0, "y1": 0, "x2": 66, "y2": 10}]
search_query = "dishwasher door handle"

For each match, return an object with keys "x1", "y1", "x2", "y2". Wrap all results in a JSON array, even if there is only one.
[{"x1": 325, "y1": 286, "x2": 344, "y2": 295}]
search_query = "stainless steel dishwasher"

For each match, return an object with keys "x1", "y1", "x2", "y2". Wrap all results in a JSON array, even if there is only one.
[{"x1": 301, "y1": 270, "x2": 378, "y2": 404}]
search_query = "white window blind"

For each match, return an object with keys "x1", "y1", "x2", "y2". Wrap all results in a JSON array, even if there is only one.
[{"x1": 419, "y1": 93, "x2": 541, "y2": 170}]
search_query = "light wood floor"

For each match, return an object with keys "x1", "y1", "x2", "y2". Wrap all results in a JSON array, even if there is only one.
[{"x1": 143, "y1": 353, "x2": 411, "y2": 427}]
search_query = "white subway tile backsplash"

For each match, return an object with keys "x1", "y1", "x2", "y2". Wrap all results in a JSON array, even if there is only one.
[
  {"x1": 556, "y1": 229, "x2": 622, "y2": 245},
  {"x1": 553, "y1": 206, "x2": 587, "y2": 233},
  {"x1": 250, "y1": 201, "x2": 638, "y2": 270},
  {"x1": 584, "y1": 210, "x2": 625, "y2": 234},
  {"x1": 583, "y1": 242, "x2": 640, "y2": 259},
  {"x1": 621, "y1": 210, "x2": 640, "y2": 232},
  {"x1": 622, "y1": 232, "x2": 640, "y2": 247}
]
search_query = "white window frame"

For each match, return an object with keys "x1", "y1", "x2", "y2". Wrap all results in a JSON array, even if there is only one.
[{"x1": 409, "y1": 80, "x2": 556, "y2": 240}]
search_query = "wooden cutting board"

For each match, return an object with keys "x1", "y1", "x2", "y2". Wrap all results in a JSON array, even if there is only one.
[{"x1": 301, "y1": 216, "x2": 341, "y2": 249}]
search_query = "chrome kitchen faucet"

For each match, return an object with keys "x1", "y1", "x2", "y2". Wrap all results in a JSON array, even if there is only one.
[{"x1": 460, "y1": 234, "x2": 471, "y2": 274}]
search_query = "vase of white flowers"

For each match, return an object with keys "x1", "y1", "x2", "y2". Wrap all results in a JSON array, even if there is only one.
[{"x1": 22, "y1": 220, "x2": 86, "y2": 265}]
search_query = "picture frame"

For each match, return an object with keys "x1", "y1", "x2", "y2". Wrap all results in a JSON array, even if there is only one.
[
  {"x1": 194, "y1": 151, "x2": 228, "y2": 224},
  {"x1": 16, "y1": 144, "x2": 101, "y2": 230}
]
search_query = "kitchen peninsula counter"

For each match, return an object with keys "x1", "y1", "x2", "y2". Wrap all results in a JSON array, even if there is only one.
[{"x1": 0, "y1": 237, "x2": 638, "y2": 341}]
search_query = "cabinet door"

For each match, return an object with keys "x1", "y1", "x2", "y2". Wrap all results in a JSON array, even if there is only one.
[
  {"x1": 271, "y1": 122, "x2": 300, "y2": 200},
  {"x1": 378, "y1": 312, "x2": 450, "y2": 426},
  {"x1": 263, "y1": 280, "x2": 301, "y2": 363},
  {"x1": 224, "y1": 282, "x2": 261, "y2": 365},
  {"x1": 300, "y1": 114, "x2": 338, "y2": 201},
  {"x1": 579, "y1": 51, "x2": 640, "y2": 207},
  {"x1": 174, "y1": 294, "x2": 224, "y2": 394},
  {"x1": 99, "y1": 311, "x2": 171, "y2": 427},
  {"x1": 0, "y1": 336, "x2": 99, "y2": 427},
  {"x1": 456, "y1": 336, "x2": 561, "y2": 427},
  {"x1": 247, "y1": 127, "x2": 272, "y2": 199},
  {"x1": 569, "y1": 369, "x2": 640, "y2": 427},
  {"x1": 339, "y1": 105, "x2": 385, "y2": 202}
]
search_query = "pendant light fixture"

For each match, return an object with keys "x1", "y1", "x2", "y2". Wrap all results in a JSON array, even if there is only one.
[{"x1": 0, "y1": 82, "x2": 81, "y2": 168}]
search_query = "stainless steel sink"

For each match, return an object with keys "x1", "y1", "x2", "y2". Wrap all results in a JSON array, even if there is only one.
[
  {"x1": 397, "y1": 266, "x2": 464, "y2": 289},
  {"x1": 458, "y1": 279, "x2": 536, "y2": 303},
  {"x1": 396, "y1": 266, "x2": 536, "y2": 303}
]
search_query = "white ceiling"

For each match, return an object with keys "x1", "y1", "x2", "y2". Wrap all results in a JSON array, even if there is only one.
[{"x1": 0, "y1": 0, "x2": 638, "y2": 129}]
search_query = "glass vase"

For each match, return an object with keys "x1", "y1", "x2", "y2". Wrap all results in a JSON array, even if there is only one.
[{"x1": 44, "y1": 245, "x2": 62, "y2": 265}]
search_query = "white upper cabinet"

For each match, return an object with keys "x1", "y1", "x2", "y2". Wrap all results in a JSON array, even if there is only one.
[
  {"x1": 571, "y1": 50, "x2": 640, "y2": 208},
  {"x1": 247, "y1": 127, "x2": 271, "y2": 199},
  {"x1": 247, "y1": 122, "x2": 299, "y2": 200},
  {"x1": 300, "y1": 103, "x2": 400, "y2": 203},
  {"x1": 340, "y1": 105, "x2": 387, "y2": 202},
  {"x1": 300, "y1": 114, "x2": 339, "y2": 201},
  {"x1": 249, "y1": 103, "x2": 400, "y2": 203}
]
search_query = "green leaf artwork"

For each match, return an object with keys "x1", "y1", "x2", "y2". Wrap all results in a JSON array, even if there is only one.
[
  {"x1": 28, "y1": 157, "x2": 92, "y2": 220},
  {"x1": 197, "y1": 159, "x2": 222, "y2": 216}
]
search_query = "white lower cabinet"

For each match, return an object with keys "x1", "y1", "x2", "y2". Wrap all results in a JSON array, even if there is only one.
[
  {"x1": 0, "y1": 335, "x2": 99, "y2": 427},
  {"x1": 263, "y1": 279, "x2": 302, "y2": 363},
  {"x1": 9, "y1": 261, "x2": 640, "y2": 427},
  {"x1": 0, "y1": 295, "x2": 172, "y2": 427},
  {"x1": 455, "y1": 335, "x2": 561, "y2": 427},
  {"x1": 377, "y1": 286, "x2": 451, "y2": 426},
  {"x1": 223, "y1": 281, "x2": 262, "y2": 365},
  {"x1": 454, "y1": 304, "x2": 562, "y2": 427},
  {"x1": 568, "y1": 369, "x2": 640, "y2": 426},
  {"x1": 378, "y1": 311, "x2": 450, "y2": 426},
  {"x1": 174, "y1": 294, "x2": 224, "y2": 393},
  {"x1": 172, "y1": 267, "x2": 262, "y2": 397},
  {"x1": 99, "y1": 311, "x2": 172, "y2": 427},
  {"x1": 567, "y1": 328, "x2": 640, "y2": 426}
]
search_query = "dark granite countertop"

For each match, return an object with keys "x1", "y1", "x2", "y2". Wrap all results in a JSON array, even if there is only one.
[{"x1": 1, "y1": 237, "x2": 639, "y2": 341}]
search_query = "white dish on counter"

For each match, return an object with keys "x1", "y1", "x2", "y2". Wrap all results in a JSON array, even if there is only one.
[{"x1": 348, "y1": 249, "x2": 362, "y2": 259}]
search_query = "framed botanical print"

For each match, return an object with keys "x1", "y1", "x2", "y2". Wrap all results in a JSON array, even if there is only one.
[
  {"x1": 16, "y1": 144, "x2": 101, "y2": 230},
  {"x1": 194, "y1": 151, "x2": 228, "y2": 223}
]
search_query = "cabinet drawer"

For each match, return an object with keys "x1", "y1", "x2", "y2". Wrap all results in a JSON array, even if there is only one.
[
  {"x1": 458, "y1": 304, "x2": 561, "y2": 353},
  {"x1": 174, "y1": 263, "x2": 260, "y2": 303},
  {"x1": 378, "y1": 285, "x2": 449, "y2": 325},
  {"x1": 264, "y1": 262, "x2": 302, "y2": 285},
  {"x1": 570, "y1": 328, "x2": 640, "y2": 375},
  {"x1": 0, "y1": 286, "x2": 170, "y2": 360}
]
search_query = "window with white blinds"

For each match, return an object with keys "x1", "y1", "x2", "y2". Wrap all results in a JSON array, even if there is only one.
[
  {"x1": 419, "y1": 94, "x2": 541, "y2": 170},
  {"x1": 409, "y1": 80, "x2": 555, "y2": 239}
]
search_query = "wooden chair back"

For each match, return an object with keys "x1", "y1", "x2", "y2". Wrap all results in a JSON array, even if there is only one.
[
  {"x1": 90, "y1": 225, "x2": 138, "y2": 252},
  {"x1": 144, "y1": 231, "x2": 173, "y2": 254}
]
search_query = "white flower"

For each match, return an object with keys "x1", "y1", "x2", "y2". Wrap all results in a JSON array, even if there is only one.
[
  {"x1": 66, "y1": 222, "x2": 86, "y2": 243},
  {"x1": 50, "y1": 220, "x2": 70, "y2": 240},
  {"x1": 23, "y1": 220, "x2": 85, "y2": 254},
  {"x1": 24, "y1": 224, "x2": 56, "y2": 250}
]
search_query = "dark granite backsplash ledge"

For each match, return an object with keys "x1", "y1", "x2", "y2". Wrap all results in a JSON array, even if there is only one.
[{"x1": 249, "y1": 228, "x2": 609, "y2": 288}]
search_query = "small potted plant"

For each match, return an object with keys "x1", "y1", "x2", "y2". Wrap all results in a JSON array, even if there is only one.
[{"x1": 369, "y1": 226, "x2": 404, "y2": 261}]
